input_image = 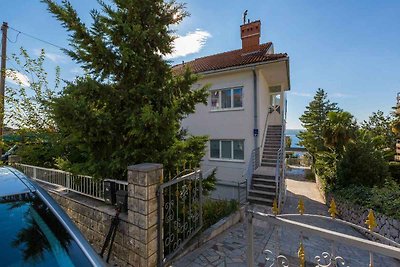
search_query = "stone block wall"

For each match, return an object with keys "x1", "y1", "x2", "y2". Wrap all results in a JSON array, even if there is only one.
[
  {"x1": 49, "y1": 192, "x2": 133, "y2": 266},
  {"x1": 46, "y1": 163, "x2": 163, "y2": 267},
  {"x1": 327, "y1": 194, "x2": 400, "y2": 245}
]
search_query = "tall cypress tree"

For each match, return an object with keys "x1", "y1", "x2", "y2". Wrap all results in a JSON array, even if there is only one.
[
  {"x1": 43, "y1": 0, "x2": 209, "y2": 179},
  {"x1": 297, "y1": 88, "x2": 340, "y2": 161}
]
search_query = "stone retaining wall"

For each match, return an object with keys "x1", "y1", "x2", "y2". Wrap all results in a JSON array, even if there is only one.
[
  {"x1": 44, "y1": 163, "x2": 162, "y2": 267},
  {"x1": 49, "y1": 191, "x2": 133, "y2": 266},
  {"x1": 315, "y1": 175, "x2": 400, "y2": 245}
]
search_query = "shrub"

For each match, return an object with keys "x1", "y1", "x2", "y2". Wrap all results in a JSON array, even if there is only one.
[
  {"x1": 202, "y1": 199, "x2": 238, "y2": 229},
  {"x1": 17, "y1": 140, "x2": 62, "y2": 168},
  {"x1": 314, "y1": 151, "x2": 337, "y2": 189},
  {"x1": 333, "y1": 180, "x2": 400, "y2": 220},
  {"x1": 388, "y1": 161, "x2": 400, "y2": 183},
  {"x1": 336, "y1": 133, "x2": 389, "y2": 187}
]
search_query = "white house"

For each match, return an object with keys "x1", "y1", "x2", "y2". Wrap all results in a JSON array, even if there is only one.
[{"x1": 173, "y1": 19, "x2": 291, "y2": 205}]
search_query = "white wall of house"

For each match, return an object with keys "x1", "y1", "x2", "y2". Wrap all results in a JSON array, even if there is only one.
[
  {"x1": 182, "y1": 62, "x2": 289, "y2": 200},
  {"x1": 182, "y1": 70, "x2": 254, "y2": 191}
]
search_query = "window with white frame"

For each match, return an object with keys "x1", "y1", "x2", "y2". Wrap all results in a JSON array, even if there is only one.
[
  {"x1": 210, "y1": 87, "x2": 243, "y2": 110},
  {"x1": 210, "y1": 140, "x2": 244, "y2": 160}
]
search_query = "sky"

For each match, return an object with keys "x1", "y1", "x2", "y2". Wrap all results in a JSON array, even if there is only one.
[{"x1": 1, "y1": 0, "x2": 400, "y2": 129}]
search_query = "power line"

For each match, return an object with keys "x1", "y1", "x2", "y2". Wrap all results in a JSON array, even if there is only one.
[
  {"x1": 6, "y1": 31, "x2": 20, "y2": 43},
  {"x1": 8, "y1": 25, "x2": 67, "y2": 50}
]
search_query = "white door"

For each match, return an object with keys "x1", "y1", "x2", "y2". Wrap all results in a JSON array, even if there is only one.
[{"x1": 269, "y1": 92, "x2": 282, "y2": 125}]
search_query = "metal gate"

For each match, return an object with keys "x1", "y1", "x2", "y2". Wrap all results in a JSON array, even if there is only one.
[
  {"x1": 157, "y1": 169, "x2": 203, "y2": 266},
  {"x1": 246, "y1": 199, "x2": 400, "y2": 267}
]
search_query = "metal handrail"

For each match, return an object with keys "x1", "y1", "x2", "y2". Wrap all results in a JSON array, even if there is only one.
[
  {"x1": 272, "y1": 213, "x2": 400, "y2": 248},
  {"x1": 246, "y1": 210, "x2": 400, "y2": 267},
  {"x1": 13, "y1": 163, "x2": 128, "y2": 201},
  {"x1": 275, "y1": 95, "x2": 286, "y2": 210},
  {"x1": 260, "y1": 109, "x2": 272, "y2": 162}
]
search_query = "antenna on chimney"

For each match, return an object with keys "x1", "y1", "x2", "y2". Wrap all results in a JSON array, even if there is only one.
[{"x1": 243, "y1": 10, "x2": 248, "y2": 25}]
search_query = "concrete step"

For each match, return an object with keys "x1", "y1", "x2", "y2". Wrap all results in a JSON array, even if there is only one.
[
  {"x1": 261, "y1": 163, "x2": 276, "y2": 167},
  {"x1": 262, "y1": 158, "x2": 277, "y2": 163},
  {"x1": 252, "y1": 184, "x2": 276, "y2": 192},
  {"x1": 252, "y1": 178, "x2": 276, "y2": 186},
  {"x1": 252, "y1": 174, "x2": 275, "y2": 179},
  {"x1": 264, "y1": 146, "x2": 281, "y2": 150},
  {"x1": 263, "y1": 148, "x2": 280, "y2": 152},
  {"x1": 247, "y1": 195, "x2": 273, "y2": 206},
  {"x1": 252, "y1": 183, "x2": 276, "y2": 189},
  {"x1": 248, "y1": 189, "x2": 275, "y2": 196},
  {"x1": 262, "y1": 156, "x2": 277, "y2": 161}
]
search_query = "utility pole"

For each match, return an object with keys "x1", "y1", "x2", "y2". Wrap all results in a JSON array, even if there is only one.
[{"x1": 0, "y1": 22, "x2": 8, "y2": 157}]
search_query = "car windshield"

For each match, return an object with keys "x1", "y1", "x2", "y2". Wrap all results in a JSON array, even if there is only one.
[{"x1": 0, "y1": 192, "x2": 92, "y2": 267}]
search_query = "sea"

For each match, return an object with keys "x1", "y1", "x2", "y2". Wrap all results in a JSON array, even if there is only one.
[{"x1": 286, "y1": 129, "x2": 303, "y2": 148}]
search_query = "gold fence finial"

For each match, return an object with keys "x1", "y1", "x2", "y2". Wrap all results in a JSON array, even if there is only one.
[
  {"x1": 272, "y1": 198, "x2": 279, "y2": 215},
  {"x1": 365, "y1": 209, "x2": 377, "y2": 231},
  {"x1": 298, "y1": 198, "x2": 305, "y2": 215},
  {"x1": 298, "y1": 241, "x2": 305, "y2": 267},
  {"x1": 328, "y1": 198, "x2": 338, "y2": 219}
]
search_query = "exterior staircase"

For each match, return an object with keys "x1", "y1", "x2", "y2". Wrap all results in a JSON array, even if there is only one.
[{"x1": 248, "y1": 125, "x2": 283, "y2": 206}]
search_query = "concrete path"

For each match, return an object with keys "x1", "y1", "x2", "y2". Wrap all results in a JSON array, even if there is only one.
[{"x1": 172, "y1": 167, "x2": 400, "y2": 266}]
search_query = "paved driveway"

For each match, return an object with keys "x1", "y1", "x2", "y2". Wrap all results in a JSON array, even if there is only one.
[{"x1": 172, "y1": 167, "x2": 400, "y2": 266}]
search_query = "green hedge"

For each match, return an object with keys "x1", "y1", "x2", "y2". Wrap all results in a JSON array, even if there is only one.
[
  {"x1": 333, "y1": 180, "x2": 400, "y2": 220},
  {"x1": 388, "y1": 161, "x2": 400, "y2": 183},
  {"x1": 202, "y1": 199, "x2": 238, "y2": 229}
]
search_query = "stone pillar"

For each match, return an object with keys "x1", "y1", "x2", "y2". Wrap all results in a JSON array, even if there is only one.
[{"x1": 127, "y1": 163, "x2": 162, "y2": 267}]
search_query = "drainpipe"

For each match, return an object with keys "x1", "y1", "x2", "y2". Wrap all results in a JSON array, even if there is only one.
[{"x1": 252, "y1": 68, "x2": 258, "y2": 151}]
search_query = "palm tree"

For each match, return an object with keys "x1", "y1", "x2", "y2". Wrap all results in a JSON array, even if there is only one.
[{"x1": 323, "y1": 111, "x2": 357, "y2": 153}]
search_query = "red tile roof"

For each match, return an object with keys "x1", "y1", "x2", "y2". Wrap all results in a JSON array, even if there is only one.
[{"x1": 172, "y1": 42, "x2": 288, "y2": 74}]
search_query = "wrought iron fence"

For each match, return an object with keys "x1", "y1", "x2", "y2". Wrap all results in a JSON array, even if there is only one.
[
  {"x1": 157, "y1": 169, "x2": 203, "y2": 266},
  {"x1": 13, "y1": 163, "x2": 127, "y2": 202},
  {"x1": 246, "y1": 199, "x2": 400, "y2": 267}
]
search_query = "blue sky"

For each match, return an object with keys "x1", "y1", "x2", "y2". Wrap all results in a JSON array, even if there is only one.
[{"x1": 1, "y1": 0, "x2": 400, "y2": 129}]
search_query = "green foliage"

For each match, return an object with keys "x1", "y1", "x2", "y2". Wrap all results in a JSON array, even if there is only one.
[
  {"x1": 333, "y1": 180, "x2": 400, "y2": 220},
  {"x1": 361, "y1": 111, "x2": 395, "y2": 151},
  {"x1": 322, "y1": 111, "x2": 357, "y2": 153},
  {"x1": 388, "y1": 161, "x2": 400, "y2": 183},
  {"x1": 314, "y1": 151, "x2": 338, "y2": 189},
  {"x1": 299, "y1": 90, "x2": 390, "y2": 191},
  {"x1": 298, "y1": 88, "x2": 340, "y2": 161},
  {"x1": 337, "y1": 131, "x2": 389, "y2": 187},
  {"x1": 16, "y1": 135, "x2": 62, "y2": 168},
  {"x1": 202, "y1": 169, "x2": 217, "y2": 195},
  {"x1": 4, "y1": 48, "x2": 62, "y2": 167},
  {"x1": 202, "y1": 199, "x2": 238, "y2": 229},
  {"x1": 285, "y1": 136, "x2": 292, "y2": 148},
  {"x1": 5, "y1": 47, "x2": 59, "y2": 132},
  {"x1": 43, "y1": 0, "x2": 210, "y2": 179}
]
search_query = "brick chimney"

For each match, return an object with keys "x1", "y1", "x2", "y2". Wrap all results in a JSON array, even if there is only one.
[{"x1": 240, "y1": 20, "x2": 261, "y2": 53}]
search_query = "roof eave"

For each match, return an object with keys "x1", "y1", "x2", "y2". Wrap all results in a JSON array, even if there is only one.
[{"x1": 196, "y1": 57, "x2": 289, "y2": 77}]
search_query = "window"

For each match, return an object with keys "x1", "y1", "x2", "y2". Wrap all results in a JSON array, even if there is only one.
[
  {"x1": 211, "y1": 87, "x2": 243, "y2": 110},
  {"x1": 209, "y1": 140, "x2": 244, "y2": 160}
]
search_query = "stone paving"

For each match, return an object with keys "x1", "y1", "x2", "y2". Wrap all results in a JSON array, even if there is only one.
[{"x1": 172, "y1": 167, "x2": 400, "y2": 267}]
